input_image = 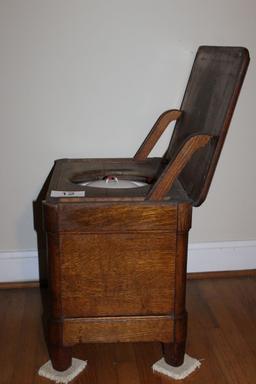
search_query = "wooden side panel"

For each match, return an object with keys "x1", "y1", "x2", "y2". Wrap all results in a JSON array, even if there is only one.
[
  {"x1": 63, "y1": 316, "x2": 174, "y2": 344},
  {"x1": 60, "y1": 233, "x2": 176, "y2": 317},
  {"x1": 58, "y1": 203, "x2": 177, "y2": 232}
]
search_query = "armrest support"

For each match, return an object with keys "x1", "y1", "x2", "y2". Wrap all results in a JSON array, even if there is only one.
[
  {"x1": 134, "y1": 109, "x2": 182, "y2": 160},
  {"x1": 146, "y1": 134, "x2": 213, "y2": 201}
]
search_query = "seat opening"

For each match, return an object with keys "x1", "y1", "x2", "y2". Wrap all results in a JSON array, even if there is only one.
[{"x1": 71, "y1": 173, "x2": 149, "y2": 189}]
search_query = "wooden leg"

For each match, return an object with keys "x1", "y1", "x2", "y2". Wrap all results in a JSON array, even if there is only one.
[
  {"x1": 47, "y1": 317, "x2": 72, "y2": 371},
  {"x1": 162, "y1": 215, "x2": 190, "y2": 368},
  {"x1": 49, "y1": 344, "x2": 72, "y2": 371},
  {"x1": 162, "y1": 341, "x2": 186, "y2": 367}
]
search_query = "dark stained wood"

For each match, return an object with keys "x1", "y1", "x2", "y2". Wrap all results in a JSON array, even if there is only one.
[
  {"x1": 2, "y1": 269, "x2": 256, "y2": 291},
  {"x1": 46, "y1": 232, "x2": 62, "y2": 318},
  {"x1": 162, "y1": 203, "x2": 192, "y2": 366},
  {"x1": 60, "y1": 232, "x2": 176, "y2": 317},
  {"x1": 63, "y1": 316, "x2": 174, "y2": 344},
  {"x1": 57, "y1": 203, "x2": 178, "y2": 232},
  {"x1": 46, "y1": 158, "x2": 164, "y2": 201},
  {"x1": 165, "y1": 46, "x2": 250, "y2": 206},
  {"x1": 0, "y1": 278, "x2": 256, "y2": 383},
  {"x1": 162, "y1": 340, "x2": 187, "y2": 367},
  {"x1": 33, "y1": 166, "x2": 54, "y2": 290},
  {"x1": 48, "y1": 345, "x2": 72, "y2": 372},
  {"x1": 37, "y1": 46, "x2": 250, "y2": 372},
  {"x1": 43, "y1": 47, "x2": 249, "y2": 205},
  {"x1": 43, "y1": 200, "x2": 184, "y2": 369},
  {"x1": 45, "y1": 232, "x2": 73, "y2": 371},
  {"x1": 134, "y1": 109, "x2": 182, "y2": 160},
  {"x1": 45, "y1": 157, "x2": 190, "y2": 203},
  {"x1": 147, "y1": 134, "x2": 212, "y2": 200}
]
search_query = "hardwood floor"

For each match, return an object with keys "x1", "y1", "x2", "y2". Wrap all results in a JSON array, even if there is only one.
[{"x1": 0, "y1": 277, "x2": 255, "y2": 384}]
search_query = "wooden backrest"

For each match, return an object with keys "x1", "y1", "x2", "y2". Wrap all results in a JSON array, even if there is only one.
[{"x1": 164, "y1": 46, "x2": 249, "y2": 206}]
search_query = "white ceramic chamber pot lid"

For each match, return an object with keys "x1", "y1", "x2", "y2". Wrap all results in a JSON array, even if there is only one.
[{"x1": 78, "y1": 175, "x2": 148, "y2": 189}]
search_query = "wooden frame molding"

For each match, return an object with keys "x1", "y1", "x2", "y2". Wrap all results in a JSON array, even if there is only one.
[{"x1": 63, "y1": 316, "x2": 174, "y2": 344}]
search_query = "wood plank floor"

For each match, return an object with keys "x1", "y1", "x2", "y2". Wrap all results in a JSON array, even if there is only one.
[{"x1": 0, "y1": 277, "x2": 255, "y2": 384}]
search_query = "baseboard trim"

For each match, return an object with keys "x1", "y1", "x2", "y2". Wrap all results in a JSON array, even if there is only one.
[
  {"x1": 0, "y1": 240, "x2": 255, "y2": 284},
  {"x1": 0, "y1": 250, "x2": 38, "y2": 283},
  {"x1": 0, "y1": 281, "x2": 40, "y2": 289},
  {"x1": 187, "y1": 269, "x2": 256, "y2": 280},
  {"x1": 187, "y1": 240, "x2": 256, "y2": 273}
]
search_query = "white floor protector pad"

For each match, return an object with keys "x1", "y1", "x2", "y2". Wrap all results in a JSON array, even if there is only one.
[
  {"x1": 152, "y1": 354, "x2": 201, "y2": 380},
  {"x1": 38, "y1": 358, "x2": 87, "y2": 383}
]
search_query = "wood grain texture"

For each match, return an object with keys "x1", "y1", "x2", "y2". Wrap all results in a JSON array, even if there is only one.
[
  {"x1": 43, "y1": 47, "x2": 249, "y2": 206},
  {"x1": 2, "y1": 269, "x2": 256, "y2": 290},
  {"x1": 177, "y1": 203, "x2": 192, "y2": 232},
  {"x1": 162, "y1": 229, "x2": 190, "y2": 366},
  {"x1": 134, "y1": 109, "x2": 182, "y2": 160},
  {"x1": 58, "y1": 203, "x2": 177, "y2": 232},
  {"x1": 147, "y1": 134, "x2": 212, "y2": 201},
  {"x1": 63, "y1": 316, "x2": 174, "y2": 344},
  {"x1": 165, "y1": 46, "x2": 250, "y2": 206},
  {"x1": 60, "y1": 232, "x2": 176, "y2": 317},
  {"x1": 0, "y1": 277, "x2": 255, "y2": 383},
  {"x1": 46, "y1": 158, "x2": 165, "y2": 201},
  {"x1": 40, "y1": 46, "x2": 250, "y2": 371},
  {"x1": 46, "y1": 232, "x2": 62, "y2": 318},
  {"x1": 45, "y1": 158, "x2": 190, "y2": 203}
]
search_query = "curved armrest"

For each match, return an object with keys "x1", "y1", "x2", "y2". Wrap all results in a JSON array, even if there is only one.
[
  {"x1": 146, "y1": 134, "x2": 213, "y2": 201},
  {"x1": 134, "y1": 109, "x2": 182, "y2": 160}
]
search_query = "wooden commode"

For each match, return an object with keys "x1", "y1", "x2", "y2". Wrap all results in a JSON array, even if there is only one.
[{"x1": 40, "y1": 46, "x2": 249, "y2": 372}]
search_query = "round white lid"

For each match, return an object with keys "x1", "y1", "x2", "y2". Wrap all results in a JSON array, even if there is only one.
[{"x1": 79, "y1": 176, "x2": 147, "y2": 189}]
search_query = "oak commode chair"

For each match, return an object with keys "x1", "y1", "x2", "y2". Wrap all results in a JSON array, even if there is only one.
[{"x1": 41, "y1": 46, "x2": 249, "y2": 373}]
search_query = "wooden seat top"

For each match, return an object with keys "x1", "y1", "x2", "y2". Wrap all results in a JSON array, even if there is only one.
[{"x1": 45, "y1": 46, "x2": 249, "y2": 205}]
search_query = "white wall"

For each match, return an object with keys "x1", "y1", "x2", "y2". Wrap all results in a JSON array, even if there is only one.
[{"x1": 0, "y1": 1, "x2": 256, "y2": 255}]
